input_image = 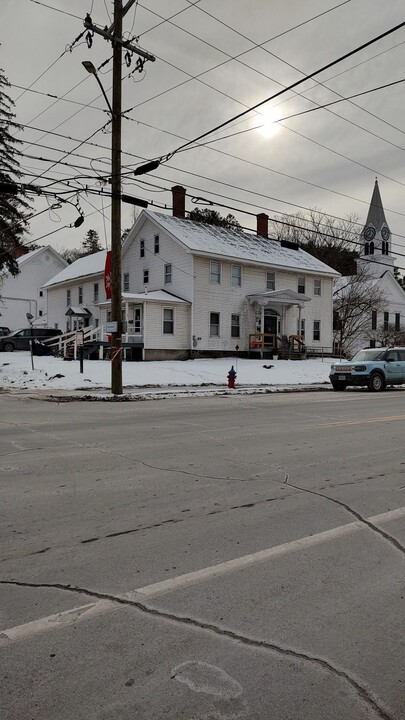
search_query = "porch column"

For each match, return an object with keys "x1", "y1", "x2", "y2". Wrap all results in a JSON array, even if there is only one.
[{"x1": 260, "y1": 304, "x2": 264, "y2": 359}]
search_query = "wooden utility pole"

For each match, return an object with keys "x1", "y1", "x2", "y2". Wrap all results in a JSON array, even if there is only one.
[
  {"x1": 84, "y1": 2, "x2": 155, "y2": 395},
  {"x1": 110, "y1": 0, "x2": 123, "y2": 395}
]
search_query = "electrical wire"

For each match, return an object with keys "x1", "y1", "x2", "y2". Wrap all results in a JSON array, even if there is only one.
[
  {"x1": 27, "y1": 0, "x2": 82, "y2": 20},
  {"x1": 156, "y1": 20, "x2": 405, "y2": 162}
]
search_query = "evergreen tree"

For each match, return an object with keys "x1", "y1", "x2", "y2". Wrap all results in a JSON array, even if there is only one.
[
  {"x1": 189, "y1": 207, "x2": 241, "y2": 230},
  {"x1": 394, "y1": 266, "x2": 405, "y2": 289},
  {"x1": 82, "y1": 229, "x2": 102, "y2": 255},
  {"x1": 0, "y1": 69, "x2": 31, "y2": 275}
]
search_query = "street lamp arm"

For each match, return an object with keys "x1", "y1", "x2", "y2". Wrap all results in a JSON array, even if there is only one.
[{"x1": 94, "y1": 74, "x2": 114, "y2": 117}]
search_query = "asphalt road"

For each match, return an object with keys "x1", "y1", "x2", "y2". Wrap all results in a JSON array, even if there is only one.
[{"x1": 0, "y1": 389, "x2": 404, "y2": 720}]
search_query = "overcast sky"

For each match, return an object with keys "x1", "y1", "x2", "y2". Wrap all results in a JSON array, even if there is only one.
[{"x1": 2, "y1": 0, "x2": 405, "y2": 267}]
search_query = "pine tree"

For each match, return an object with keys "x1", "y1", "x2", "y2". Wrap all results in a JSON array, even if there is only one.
[
  {"x1": 0, "y1": 69, "x2": 31, "y2": 276},
  {"x1": 82, "y1": 229, "x2": 102, "y2": 255},
  {"x1": 189, "y1": 207, "x2": 241, "y2": 230}
]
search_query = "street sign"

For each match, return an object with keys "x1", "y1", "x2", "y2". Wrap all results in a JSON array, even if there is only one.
[{"x1": 105, "y1": 321, "x2": 118, "y2": 333}]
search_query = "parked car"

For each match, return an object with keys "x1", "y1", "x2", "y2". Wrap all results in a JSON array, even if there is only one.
[
  {"x1": 0, "y1": 327, "x2": 62, "y2": 352},
  {"x1": 330, "y1": 347, "x2": 405, "y2": 392},
  {"x1": 0, "y1": 327, "x2": 11, "y2": 336}
]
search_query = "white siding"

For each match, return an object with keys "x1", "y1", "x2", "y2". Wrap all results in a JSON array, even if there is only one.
[
  {"x1": 0, "y1": 250, "x2": 66, "y2": 330},
  {"x1": 122, "y1": 218, "x2": 194, "y2": 301},
  {"x1": 46, "y1": 274, "x2": 105, "y2": 331},
  {"x1": 192, "y1": 256, "x2": 333, "y2": 351},
  {"x1": 144, "y1": 302, "x2": 190, "y2": 350}
]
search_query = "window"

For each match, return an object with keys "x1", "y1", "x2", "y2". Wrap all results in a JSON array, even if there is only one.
[
  {"x1": 210, "y1": 312, "x2": 220, "y2": 336},
  {"x1": 395, "y1": 313, "x2": 400, "y2": 332},
  {"x1": 54, "y1": 323, "x2": 58, "y2": 330},
  {"x1": 386, "y1": 350, "x2": 399, "y2": 362},
  {"x1": 78, "y1": 286, "x2": 83, "y2": 304},
  {"x1": 314, "y1": 278, "x2": 321, "y2": 296},
  {"x1": 154, "y1": 235, "x2": 159, "y2": 254},
  {"x1": 143, "y1": 269, "x2": 149, "y2": 284},
  {"x1": 298, "y1": 318, "x2": 305, "y2": 339},
  {"x1": 39, "y1": 290, "x2": 43, "y2": 297},
  {"x1": 371, "y1": 310, "x2": 377, "y2": 331},
  {"x1": 231, "y1": 314, "x2": 240, "y2": 338},
  {"x1": 231, "y1": 265, "x2": 241, "y2": 287},
  {"x1": 123, "y1": 273, "x2": 129, "y2": 292},
  {"x1": 134, "y1": 307, "x2": 141, "y2": 333},
  {"x1": 298, "y1": 276, "x2": 306, "y2": 294},
  {"x1": 384, "y1": 311, "x2": 389, "y2": 331},
  {"x1": 369, "y1": 338, "x2": 376, "y2": 348},
  {"x1": 140, "y1": 239, "x2": 145, "y2": 258},
  {"x1": 107, "y1": 311, "x2": 112, "y2": 322},
  {"x1": 94, "y1": 283, "x2": 99, "y2": 303},
  {"x1": 370, "y1": 241, "x2": 375, "y2": 255},
  {"x1": 164, "y1": 264, "x2": 172, "y2": 284},
  {"x1": 364, "y1": 242, "x2": 369, "y2": 256},
  {"x1": 266, "y1": 271, "x2": 275, "y2": 290},
  {"x1": 39, "y1": 310, "x2": 43, "y2": 317},
  {"x1": 66, "y1": 289, "x2": 71, "y2": 306},
  {"x1": 313, "y1": 320, "x2": 321, "y2": 341},
  {"x1": 163, "y1": 308, "x2": 174, "y2": 334},
  {"x1": 210, "y1": 261, "x2": 221, "y2": 284}
]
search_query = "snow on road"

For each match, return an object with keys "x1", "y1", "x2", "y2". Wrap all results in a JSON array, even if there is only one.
[{"x1": 0, "y1": 352, "x2": 331, "y2": 392}]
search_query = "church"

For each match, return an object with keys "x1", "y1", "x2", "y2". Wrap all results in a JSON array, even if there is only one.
[{"x1": 335, "y1": 179, "x2": 405, "y2": 354}]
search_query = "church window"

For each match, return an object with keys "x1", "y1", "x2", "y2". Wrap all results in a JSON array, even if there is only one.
[
  {"x1": 369, "y1": 241, "x2": 374, "y2": 255},
  {"x1": 364, "y1": 242, "x2": 369, "y2": 256}
]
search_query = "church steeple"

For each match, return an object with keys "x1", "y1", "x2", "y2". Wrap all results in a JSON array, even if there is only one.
[{"x1": 358, "y1": 179, "x2": 394, "y2": 276}]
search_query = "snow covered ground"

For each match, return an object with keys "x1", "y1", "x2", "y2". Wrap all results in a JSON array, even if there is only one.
[{"x1": 0, "y1": 352, "x2": 331, "y2": 393}]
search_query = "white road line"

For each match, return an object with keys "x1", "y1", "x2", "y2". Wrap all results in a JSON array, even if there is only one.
[{"x1": 1, "y1": 506, "x2": 404, "y2": 645}]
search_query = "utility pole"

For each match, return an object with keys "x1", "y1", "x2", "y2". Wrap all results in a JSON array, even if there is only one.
[
  {"x1": 111, "y1": 0, "x2": 123, "y2": 395},
  {"x1": 84, "y1": 2, "x2": 155, "y2": 395}
]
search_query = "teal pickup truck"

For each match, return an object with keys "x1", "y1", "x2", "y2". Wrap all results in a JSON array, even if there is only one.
[{"x1": 330, "y1": 348, "x2": 405, "y2": 392}]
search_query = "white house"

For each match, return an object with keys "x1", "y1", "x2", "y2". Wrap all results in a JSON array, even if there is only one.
[
  {"x1": 0, "y1": 245, "x2": 67, "y2": 331},
  {"x1": 335, "y1": 179, "x2": 405, "y2": 353},
  {"x1": 44, "y1": 186, "x2": 340, "y2": 359},
  {"x1": 43, "y1": 250, "x2": 106, "y2": 332}
]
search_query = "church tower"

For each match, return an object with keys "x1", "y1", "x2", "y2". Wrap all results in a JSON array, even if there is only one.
[{"x1": 357, "y1": 179, "x2": 395, "y2": 277}]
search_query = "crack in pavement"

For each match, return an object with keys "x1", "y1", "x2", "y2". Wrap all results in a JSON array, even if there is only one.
[
  {"x1": 279, "y1": 478, "x2": 405, "y2": 555},
  {"x1": 0, "y1": 494, "x2": 293, "y2": 561},
  {"x1": 0, "y1": 578, "x2": 394, "y2": 720}
]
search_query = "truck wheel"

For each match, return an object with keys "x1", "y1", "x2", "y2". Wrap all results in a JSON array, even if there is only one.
[
  {"x1": 331, "y1": 381, "x2": 346, "y2": 391},
  {"x1": 368, "y1": 372, "x2": 385, "y2": 392},
  {"x1": 3, "y1": 342, "x2": 15, "y2": 352}
]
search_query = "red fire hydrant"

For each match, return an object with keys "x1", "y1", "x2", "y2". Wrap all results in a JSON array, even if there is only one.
[{"x1": 227, "y1": 365, "x2": 237, "y2": 389}]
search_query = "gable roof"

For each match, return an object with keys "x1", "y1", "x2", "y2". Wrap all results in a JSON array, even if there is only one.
[
  {"x1": 139, "y1": 210, "x2": 339, "y2": 277},
  {"x1": 17, "y1": 245, "x2": 68, "y2": 267},
  {"x1": 43, "y1": 250, "x2": 106, "y2": 288}
]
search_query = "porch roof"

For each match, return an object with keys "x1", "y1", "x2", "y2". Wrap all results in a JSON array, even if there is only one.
[
  {"x1": 65, "y1": 306, "x2": 92, "y2": 317},
  {"x1": 97, "y1": 290, "x2": 190, "y2": 307},
  {"x1": 247, "y1": 288, "x2": 311, "y2": 307}
]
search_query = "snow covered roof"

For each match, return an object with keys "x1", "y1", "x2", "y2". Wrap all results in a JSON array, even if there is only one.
[
  {"x1": 98, "y1": 290, "x2": 189, "y2": 306},
  {"x1": 17, "y1": 245, "x2": 67, "y2": 267},
  {"x1": 43, "y1": 250, "x2": 106, "y2": 287},
  {"x1": 144, "y1": 210, "x2": 340, "y2": 277}
]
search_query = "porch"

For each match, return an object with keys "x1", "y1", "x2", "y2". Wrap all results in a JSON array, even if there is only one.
[{"x1": 247, "y1": 288, "x2": 310, "y2": 358}]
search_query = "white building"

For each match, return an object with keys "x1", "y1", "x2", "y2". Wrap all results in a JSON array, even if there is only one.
[
  {"x1": 43, "y1": 251, "x2": 106, "y2": 332},
  {"x1": 0, "y1": 245, "x2": 67, "y2": 330},
  {"x1": 45, "y1": 186, "x2": 339, "y2": 360},
  {"x1": 335, "y1": 179, "x2": 405, "y2": 353}
]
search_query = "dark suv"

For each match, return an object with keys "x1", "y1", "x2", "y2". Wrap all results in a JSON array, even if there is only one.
[{"x1": 0, "y1": 328, "x2": 62, "y2": 352}]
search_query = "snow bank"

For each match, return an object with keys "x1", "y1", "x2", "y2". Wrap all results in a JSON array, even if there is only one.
[{"x1": 0, "y1": 352, "x2": 331, "y2": 392}]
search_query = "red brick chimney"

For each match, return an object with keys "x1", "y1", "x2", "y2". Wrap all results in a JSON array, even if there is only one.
[
  {"x1": 13, "y1": 246, "x2": 30, "y2": 259},
  {"x1": 172, "y1": 185, "x2": 186, "y2": 218},
  {"x1": 256, "y1": 213, "x2": 268, "y2": 238}
]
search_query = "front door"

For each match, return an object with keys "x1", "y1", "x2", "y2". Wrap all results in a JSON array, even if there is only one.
[{"x1": 263, "y1": 313, "x2": 278, "y2": 347}]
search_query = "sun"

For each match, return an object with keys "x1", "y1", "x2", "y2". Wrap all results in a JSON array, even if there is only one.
[{"x1": 257, "y1": 107, "x2": 281, "y2": 138}]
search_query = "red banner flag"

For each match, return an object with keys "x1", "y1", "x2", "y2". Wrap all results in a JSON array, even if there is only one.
[{"x1": 104, "y1": 250, "x2": 112, "y2": 299}]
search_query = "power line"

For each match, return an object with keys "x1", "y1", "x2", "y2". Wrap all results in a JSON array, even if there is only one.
[
  {"x1": 157, "y1": 20, "x2": 405, "y2": 162},
  {"x1": 27, "y1": 0, "x2": 82, "y2": 20},
  {"x1": 187, "y1": 77, "x2": 405, "y2": 156}
]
